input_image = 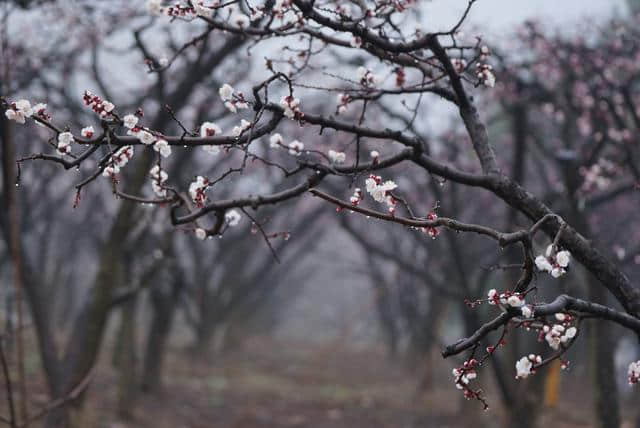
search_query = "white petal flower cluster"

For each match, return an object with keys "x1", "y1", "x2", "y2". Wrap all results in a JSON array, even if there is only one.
[
  {"x1": 288, "y1": 140, "x2": 304, "y2": 156},
  {"x1": 150, "y1": 165, "x2": 168, "y2": 197},
  {"x1": 452, "y1": 367, "x2": 477, "y2": 390},
  {"x1": 328, "y1": 150, "x2": 346, "y2": 164},
  {"x1": 629, "y1": 361, "x2": 640, "y2": 385},
  {"x1": 516, "y1": 354, "x2": 541, "y2": 379},
  {"x1": 189, "y1": 176, "x2": 209, "y2": 207},
  {"x1": 83, "y1": 91, "x2": 114, "y2": 117},
  {"x1": 535, "y1": 245, "x2": 570, "y2": 278},
  {"x1": 153, "y1": 139, "x2": 171, "y2": 158},
  {"x1": 81, "y1": 126, "x2": 95, "y2": 138},
  {"x1": 350, "y1": 188, "x2": 363, "y2": 205},
  {"x1": 5, "y1": 99, "x2": 34, "y2": 124},
  {"x1": 543, "y1": 323, "x2": 577, "y2": 350},
  {"x1": 336, "y1": 93, "x2": 351, "y2": 114},
  {"x1": 225, "y1": 209, "x2": 241, "y2": 226},
  {"x1": 200, "y1": 122, "x2": 222, "y2": 155},
  {"x1": 103, "y1": 146, "x2": 134, "y2": 178},
  {"x1": 280, "y1": 95, "x2": 301, "y2": 119},
  {"x1": 123, "y1": 114, "x2": 138, "y2": 129},
  {"x1": 57, "y1": 132, "x2": 74, "y2": 155},
  {"x1": 487, "y1": 289, "x2": 526, "y2": 310},
  {"x1": 365, "y1": 175, "x2": 397, "y2": 203},
  {"x1": 356, "y1": 67, "x2": 379, "y2": 87},
  {"x1": 195, "y1": 227, "x2": 207, "y2": 240},
  {"x1": 231, "y1": 119, "x2": 251, "y2": 137},
  {"x1": 269, "y1": 133, "x2": 284, "y2": 148},
  {"x1": 219, "y1": 84, "x2": 248, "y2": 113},
  {"x1": 476, "y1": 63, "x2": 495, "y2": 88}
]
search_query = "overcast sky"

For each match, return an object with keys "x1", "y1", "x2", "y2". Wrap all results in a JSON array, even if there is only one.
[{"x1": 425, "y1": 0, "x2": 627, "y2": 33}]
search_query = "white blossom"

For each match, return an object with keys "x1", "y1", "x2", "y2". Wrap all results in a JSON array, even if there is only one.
[
  {"x1": 628, "y1": 360, "x2": 640, "y2": 384},
  {"x1": 200, "y1": 122, "x2": 221, "y2": 138},
  {"x1": 225, "y1": 209, "x2": 241, "y2": 226},
  {"x1": 507, "y1": 295, "x2": 525, "y2": 308},
  {"x1": 219, "y1": 84, "x2": 234, "y2": 101},
  {"x1": 556, "y1": 250, "x2": 570, "y2": 267},
  {"x1": 516, "y1": 355, "x2": 541, "y2": 379},
  {"x1": 328, "y1": 150, "x2": 346, "y2": 164},
  {"x1": 57, "y1": 132, "x2": 74, "y2": 155},
  {"x1": 147, "y1": 0, "x2": 164, "y2": 15},
  {"x1": 153, "y1": 139, "x2": 171, "y2": 158},
  {"x1": 521, "y1": 305, "x2": 533, "y2": 318},
  {"x1": 123, "y1": 114, "x2": 139, "y2": 129},
  {"x1": 81, "y1": 126, "x2": 95, "y2": 138},
  {"x1": 270, "y1": 133, "x2": 284, "y2": 148},
  {"x1": 231, "y1": 119, "x2": 251, "y2": 137},
  {"x1": 137, "y1": 130, "x2": 156, "y2": 145},
  {"x1": 487, "y1": 289, "x2": 498, "y2": 305},
  {"x1": 288, "y1": 140, "x2": 304, "y2": 155},
  {"x1": 195, "y1": 228, "x2": 207, "y2": 240},
  {"x1": 5, "y1": 99, "x2": 33, "y2": 124},
  {"x1": 189, "y1": 176, "x2": 209, "y2": 207}
]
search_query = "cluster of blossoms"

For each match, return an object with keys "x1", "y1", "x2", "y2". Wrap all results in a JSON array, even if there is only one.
[
  {"x1": 349, "y1": 188, "x2": 363, "y2": 206},
  {"x1": 356, "y1": 67, "x2": 379, "y2": 87},
  {"x1": 535, "y1": 245, "x2": 571, "y2": 278},
  {"x1": 542, "y1": 313, "x2": 577, "y2": 350},
  {"x1": 370, "y1": 150, "x2": 380, "y2": 164},
  {"x1": 280, "y1": 95, "x2": 301, "y2": 119},
  {"x1": 194, "y1": 209, "x2": 241, "y2": 240},
  {"x1": 189, "y1": 176, "x2": 209, "y2": 208},
  {"x1": 103, "y1": 146, "x2": 134, "y2": 178},
  {"x1": 476, "y1": 63, "x2": 496, "y2": 88},
  {"x1": 225, "y1": 209, "x2": 241, "y2": 226},
  {"x1": 487, "y1": 289, "x2": 529, "y2": 314},
  {"x1": 365, "y1": 175, "x2": 397, "y2": 213},
  {"x1": 219, "y1": 84, "x2": 248, "y2": 113},
  {"x1": 269, "y1": 131, "x2": 303, "y2": 155},
  {"x1": 422, "y1": 211, "x2": 439, "y2": 239},
  {"x1": 288, "y1": 140, "x2": 304, "y2": 155},
  {"x1": 82, "y1": 91, "x2": 115, "y2": 117},
  {"x1": 452, "y1": 359, "x2": 478, "y2": 391},
  {"x1": 515, "y1": 354, "x2": 542, "y2": 379},
  {"x1": 328, "y1": 150, "x2": 346, "y2": 164},
  {"x1": 123, "y1": 114, "x2": 171, "y2": 158},
  {"x1": 336, "y1": 93, "x2": 351, "y2": 115},
  {"x1": 231, "y1": 119, "x2": 251, "y2": 137},
  {"x1": 200, "y1": 122, "x2": 222, "y2": 155},
  {"x1": 56, "y1": 132, "x2": 74, "y2": 155},
  {"x1": 269, "y1": 133, "x2": 284, "y2": 148},
  {"x1": 81, "y1": 126, "x2": 95, "y2": 138},
  {"x1": 579, "y1": 158, "x2": 618, "y2": 192},
  {"x1": 149, "y1": 165, "x2": 169, "y2": 197},
  {"x1": 5, "y1": 100, "x2": 48, "y2": 124},
  {"x1": 629, "y1": 361, "x2": 640, "y2": 385}
]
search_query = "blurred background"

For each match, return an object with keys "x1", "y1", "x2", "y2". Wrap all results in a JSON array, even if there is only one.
[{"x1": 1, "y1": 0, "x2": 640, "y2": 427}]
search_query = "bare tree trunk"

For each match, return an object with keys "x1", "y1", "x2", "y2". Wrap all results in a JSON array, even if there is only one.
[
  {"x1": 115, "y1": 296, "x2": 138, "y2": 420},
  {"x1": 141, "y1": 280, "x2": 180, "y2": 393},
  {"x1": 589, "y1": 277, "x2": 620, "y2": 428},
  {"x1": 1, "y1": 109, "x2": 28, "y2": 426}
]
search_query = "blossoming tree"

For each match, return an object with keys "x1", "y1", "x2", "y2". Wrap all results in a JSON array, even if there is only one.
[{"x1": 3, "y1": 0, "x2": 640, "y2": 426}]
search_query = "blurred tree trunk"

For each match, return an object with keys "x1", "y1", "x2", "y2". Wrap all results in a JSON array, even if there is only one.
[
  {"x1": 141, "y1": 278, "x2": 181, "y2": 393},
  {"x1": 115, "y1": 296, "x2": 138, "y2": 420},
  {"x1": 588, "y1": 277, "x2": 620, "y2": 428}
]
